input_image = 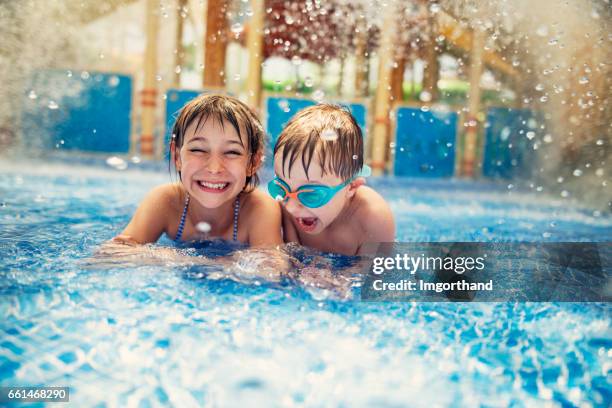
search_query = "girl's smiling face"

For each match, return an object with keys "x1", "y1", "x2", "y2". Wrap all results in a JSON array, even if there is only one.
[{"x1": 174, "y1": 116, "x2": 254, "y2": 209}]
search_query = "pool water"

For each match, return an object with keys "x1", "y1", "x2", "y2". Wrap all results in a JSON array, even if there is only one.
[{"x1": 0, "y1": 159, "x2": 610, "y2": 407}]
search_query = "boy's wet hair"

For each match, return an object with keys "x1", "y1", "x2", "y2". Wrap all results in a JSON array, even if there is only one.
[
  {"x1": 170, "y1": 94, "x2": 264, "y2": 192},
  {"x1": 274, "y1": 104, "x2": 363, "y2": 181}
]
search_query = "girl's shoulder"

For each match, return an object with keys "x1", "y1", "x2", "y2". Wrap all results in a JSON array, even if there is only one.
[
  {"x1": 145, "y1": 183, "x2": 185, "y2": 213},
  {"x1": 239, "y1": 188, "x2": 281, "y2": 222}
]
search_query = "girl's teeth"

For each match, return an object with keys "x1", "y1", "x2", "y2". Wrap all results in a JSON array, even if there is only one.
[{"x1": 199, "y1": 181, "x2": 228, "y2": 189}]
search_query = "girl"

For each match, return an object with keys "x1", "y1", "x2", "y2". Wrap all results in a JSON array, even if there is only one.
[{"x1": 114, "y1": 94, "x2": 282, "y2": 246}]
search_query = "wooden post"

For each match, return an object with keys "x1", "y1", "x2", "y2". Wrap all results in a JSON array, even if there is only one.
[
  {"x1": 354, "y1": 20, "x2": 368, "y2": 97},
  {"x1": 422, "y1": 12, "x2": 440, "y2": 101},
  {"x1": 246, "y1": 0, "x2": 264, "y2": 110},
  {"x1": 174, "y1": 0, "x2": 187, "y2": 87},
  {"x1": 461, "y1": 27, "x2": 485, "y2": 177},
  {"x1": 337, "y1": 56, "x2": 345, "y2": 96},
  {"x1": 370, "y1": 3, "x2": 396, "y2": 176},
  {"x1": 390, "y1": 56, "x2": 406, "y2": 102},
  {"x1": 203, "y1": 0, "x2": 228, "y2": 88},
  {"x1": 140, "y1": 0, "x2": 160, "y2": 157}
]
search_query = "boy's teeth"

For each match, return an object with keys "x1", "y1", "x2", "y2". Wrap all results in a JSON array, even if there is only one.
[{"x1": 199, "y1": 181, "x2": 228, "y2": 189}]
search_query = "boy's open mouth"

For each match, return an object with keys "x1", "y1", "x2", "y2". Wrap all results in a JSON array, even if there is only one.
[
  {"x1": 196, "y1": 180, "x2": 230, "y2": 193},
  {"x1": 297, "y1": 216, "x2": 318, "y2": 232}
]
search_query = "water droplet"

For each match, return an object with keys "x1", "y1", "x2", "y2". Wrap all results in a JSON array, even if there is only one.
[
  {"x1": 507, "y1": 184, "x2": 514, "y2": 190},
  {"x1": 429, "y1": 3, "x2": 440, "y2": 13},
  {"x1": 419, "y1": 91, "x2": 432, "y2": 102},
  {"x1": 233, "y1": 73, "x2": 241, "y2": 81},
  {"x1": 526, "y1": 131, "x2": 535, "y2": 140},
  {"x1": 130, "y1": 156, "x2": 141, "y2": 164},
  {"x1": 291, "y1": 55, "x2": 302, "y2": 66},
  {"x1": 543, "y1": 134, "x2": 553, "y2": 143},
  {"x1": 573, "y1": 169, "x2": 582, "y2": 177},
  {"x1": 539, "y1": 95, "x2": 548, "y2": 103},
  {"x1": 175, "y1": 65, "x2": 182, "y2": 74},
  {"x1": 28, "y1": 90, "x2": 37, "y2": 99},
  {"x1": 500, "y1": 127, "x2": 511, "y2": 141},
  {"x1": 595, "y1": 139, "x2": 603, "y2": 145},
  {"x1": 595, "y1": 168, "x2": 604, "y2": 177},
  {"x1": 542, "y1": 232, "x2": 552, "y2": 238},
  {"x1": 99, "y1": 52, "x2": 105, "y2": 59},
  {"x1": 536, "y1": 26, "x2": 548, "y2": 37},
  {"x1": 81, "y1": 71, "x2": 90, "y2": 80},
  {"x1": 196, "y1": 222, "x2": 211, "y2": 233},
  {"x1": 304, "y1": 77, "x2": 314, "y2": 87},
  {"x1": 535, "y1": 84, "x2": 544, "y2": 91},
  {"x1": 312, "y1": 89, "x2": 325, "y2": 102},
  {"x1": 48, "y1": 100, "x2": 59, "y2": 110},
  {"x1": 548, "y1": 38, "x2": 558, "y2": 45},
  {"x1": 108, "y1": 75, "x2": 120, "y2": 87},
  {"x1": 557, "y1": 176, "x2": 564, "y2": 183},
  {"x1": 320, "y1": 129, "x2": 338, "y2": 142},
  {"x1": 274, "y1": 195, "x2": 284, "y2": 202},
  {"x1": 156, "y1": 75, "x2": 162, "y2": 81},
  {"x1": 512, "y1": 60, "x2": 520, "y2": 67},
  {"x1": 278, "y1": 100, "x2": 290, "y2": 113},
  {"x1": 106, "y1": 156, "x2": 128, "y2": 170},
  {"x1": 352, "y1": 155, "x2": 358, "y2": 160},
  {"x1": 66, "y1": 70, "x2": 73, "y2": 77},
  {"x1": 231, "y1": 22, "x2": 243, "y2": 34},
  {"x1": 579, "y1": 76, "x2": 589, "y2": 84},
  {"x1": 560, "y1": 190, "x2": 569, "y2": 198}
]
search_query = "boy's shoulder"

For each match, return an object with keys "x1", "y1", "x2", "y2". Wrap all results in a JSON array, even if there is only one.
[{"x1": 351, "y1": 186, "x2": 395, "y2": 241}]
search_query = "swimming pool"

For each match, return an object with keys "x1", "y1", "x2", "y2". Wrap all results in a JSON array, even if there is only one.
[{"x1": 1, "y1": 158, "x2": 610, "y2": 407}]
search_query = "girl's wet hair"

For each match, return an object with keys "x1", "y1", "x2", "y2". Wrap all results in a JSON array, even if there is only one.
[
  {"x1": 170, "y1": 94, "x2": 265, "y2": 192},
  {"x1": 274, "y1": 104, "x2": 364, "y2": 181}
]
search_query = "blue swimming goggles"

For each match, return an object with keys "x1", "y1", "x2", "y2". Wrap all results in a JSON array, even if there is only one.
[{"x1": 267, "y1": 165, "x2": 371, "y2": 209}]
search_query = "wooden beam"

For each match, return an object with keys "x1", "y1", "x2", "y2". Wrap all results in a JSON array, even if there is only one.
[{"x1": 203, "y1": 0, "x2": 228, "y2": 88}]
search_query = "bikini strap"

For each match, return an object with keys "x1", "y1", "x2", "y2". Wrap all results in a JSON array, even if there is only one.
[
  {"x1": 176, "y1": 193, "x2": 240, "y2": 242},
  {"x1": 175, "y1": 193, "x2": 190, "y2": 242},
  {"x1": 233, "y1": 195, "x2": 240, "y2": 242}
]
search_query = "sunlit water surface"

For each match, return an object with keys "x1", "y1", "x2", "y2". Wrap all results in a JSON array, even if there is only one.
[{"x1": 0, "y1": 160, "x2": 610, "y2": 407}]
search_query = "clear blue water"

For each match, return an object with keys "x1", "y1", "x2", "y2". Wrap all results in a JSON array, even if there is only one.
[{"x1": 0, "y1": 159, "x2": 610, "y2": 407}]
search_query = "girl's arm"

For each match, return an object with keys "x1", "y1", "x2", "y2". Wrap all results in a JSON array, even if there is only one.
[{"x1": 115, "y1": 184, "x2": 176, "y2": 244}]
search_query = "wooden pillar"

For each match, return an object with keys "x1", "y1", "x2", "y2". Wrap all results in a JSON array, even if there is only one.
[
  {"x1": 390, "y1": 56, "x2": 406, "y2": 102},
  {"x1": 246, "y1": 0, "x2": 264, "y2": 110},
  {"x1": 203, "y1": 0, "x2": 228, "y2": 88},
  {"x1": 337, "y1": 56, "x2": 345, "y2": 96},
  {"x1": 140, "y1": 0, "x2": 160, "y2": 157},
  {"x1": 173, "y1": 0, "x2": 187, "y2": 87},
  {"x1": 461, "y1": 27, "x2": 485, "y2": 177},
  {"x1": 422, "y1": 13, "x2": 440, "y2": 101},
  {"x1": 370, "y1": 4, "x2": 396, "y2": 176},
  {"x1": 354, "y1": 21, "x2": 368, "y2": 97}
]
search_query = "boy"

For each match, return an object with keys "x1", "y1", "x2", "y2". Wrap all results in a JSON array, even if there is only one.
[{"x1": 269, "y1": 104, "x2": 395, "y2": 256}]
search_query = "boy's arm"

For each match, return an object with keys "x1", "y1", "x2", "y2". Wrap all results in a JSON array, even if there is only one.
[{"x1": 116, "y1": 185, "x2": 174, "y2": 244}]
